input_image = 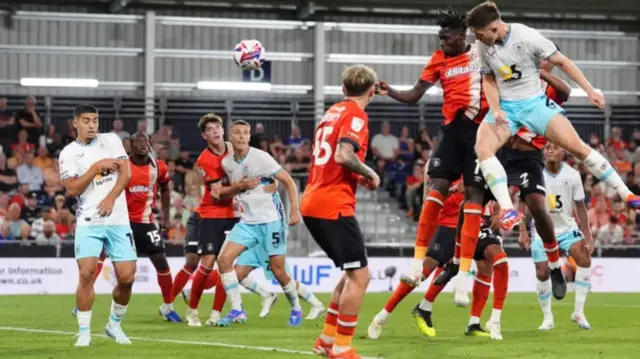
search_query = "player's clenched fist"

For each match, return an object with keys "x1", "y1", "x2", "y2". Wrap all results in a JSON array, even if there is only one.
[
  {"x1": 375, "y1": 80, "x2": 390, "y2": 96},
  {"x1": 238, "y1": 176, "x2": 259, "y2": 191},
  {"x1": 94, "y1": 158, "x2": 120, "y2": 172},
  {"x1": 289, "y1": 211, "x2": 301, "y2": 226}
]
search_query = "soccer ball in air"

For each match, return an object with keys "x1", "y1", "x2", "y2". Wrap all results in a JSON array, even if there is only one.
[{"x1": 233, "y1": 40, "x2": 266, "y2": 71}]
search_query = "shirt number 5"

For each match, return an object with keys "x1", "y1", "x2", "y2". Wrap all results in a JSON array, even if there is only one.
[{"x1": 312, "y1": 126, "x2": 334, "y2": 166}]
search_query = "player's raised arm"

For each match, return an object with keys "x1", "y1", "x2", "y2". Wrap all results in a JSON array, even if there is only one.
[{"x1": 379, "y1": 79, "x2": 431, "y2": 104}]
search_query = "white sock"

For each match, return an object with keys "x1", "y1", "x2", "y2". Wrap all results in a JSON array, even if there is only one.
[
  {"x1": 583, "y1": 150, "x2": 632, "y2": 199},
  {"x1": 161, "y1": 303, "x2": 174, "y2": 312},
  {"x1": 479, "y1": 156, "x2": 514, "y2": 210},
  {"x1": 490, "y1": 308, "x2": 502, "y2": 323},
  {"x1": 221, "y1": 271, "x2": 243, "y2": 311},
  {"x1": 297, "y1": 281, "x2": 323, "y2": 307},
  {"x1": 548, "y1": 260, "x2": 561, "y2": 270},
  {"x1": 377, "y1": 308, "x2": 390, "y2": 321},
  {"x1": 536, "y1": 279, "x2": 553, "y2": 320},
  {"x1": 468, "y1": 316, "x2": 480, "y2": 326},
  {"x1": 108, "y1": 301, "x2": 127, "y2": 327},
  {"x1": 456, "y1": 271, "x2": 469, "y2": 291},
  {"x1": 418, "y1": 298, "x2": 433, "y2": 312},
  {"x1": 240, "y1": 277, "x2": 271, "y2": 299},
  {"x1": 574, "y1": 266, "x2": 591, "y2": 314},
  {"x1": 453, "y1": 257, "x2": 460, "y2": 265},
  {"x1": 282, "y1": 279, "x2": 302, "y2": 311},
  {"x1": 77, "y1": 310, "x2": 92, "y2": 333}
]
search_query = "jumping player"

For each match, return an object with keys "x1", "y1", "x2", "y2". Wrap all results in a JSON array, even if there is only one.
[
  {"x1": 302, "y1": 65, "x2": 380, "y2": 359},
  {"x1": 125, "y1": 132, "x2": 182, "y2": 322},
  {"x1": 467, "y1": 1, "x2": 640, "y2": 233},
  {"x1": 519, "y1": 142, "x2": 593, "y2": 330},
  {"x1": 185, "y1": 113, "x2": 240, "y2": 327},
  {"x1": 213, "y1": 120, "x2": 303, "y2": 327},
  {"x1": 367, "y1": 178, "x2": 464, "y2": 339},
  {"x1": 60, "y1": 104, "x2": 136, "y2": 346},
  {"x1": 376, "y1": 8, "x2": 489, "y2": 287},
  {"x1": 441, "y1": 48, "x2": 573, "y2": 299}
]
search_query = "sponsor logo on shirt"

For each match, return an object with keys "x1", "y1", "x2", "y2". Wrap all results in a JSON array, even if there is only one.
[{"x1": 129, "y1": 185, "x2": 151, "y2": 193}]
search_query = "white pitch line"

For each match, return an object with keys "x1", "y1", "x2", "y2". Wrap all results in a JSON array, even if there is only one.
[{"x1": 0, "y1": 326, "x2": 384, "y2": 359}]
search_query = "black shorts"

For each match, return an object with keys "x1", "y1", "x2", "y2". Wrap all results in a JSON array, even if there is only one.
[
  {"x1": 498, "y1": 147, "x2": 546, "y2": 198},
  {"x1": 198, "y1": 217, "x2": 239, "y2": 256},
  {"x1": 303, "y1": 215, "x2": 368, "y2": 270},
  {"x1": 426, "y1": 226, "x2": 456, "y2": 266},
  {"x1": 131, "y1": 222, "x2": 165, "y2": 256},
  {"x1": 184, "y1": 212, "x2": 200, "y2": 255},
  {"x1": 428, "y1": 115, "x2": 485, "y2": 189},
  {"x1": 474, "y1": 227, "x2": 503, "y2": 261}
]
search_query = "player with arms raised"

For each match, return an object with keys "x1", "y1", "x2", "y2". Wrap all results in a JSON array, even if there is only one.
[
  {"x1": 520, "y1": 142, "x2": 593, "y2": 330},
  {"x1": 467, "y1": 1, "x2": 640, "y2": 234},
  {"x1": 214, "y1": 120, "x2": 303, "y2": 327},
  {"x1": 184, "y1": 113, "x2": 239, "y2": 327},
  {"x1": 59, "y1": 104, "x2": 136, "y2": 347},
  {"x1": 376, "y1": 8, "x2": 490, "y2": 287},
  {"x1": 302, "y1": 65, "x2": 380, "y2": 359},
  {"x1": 125, "y1": 132, "x2": 182, "y2": 322}
]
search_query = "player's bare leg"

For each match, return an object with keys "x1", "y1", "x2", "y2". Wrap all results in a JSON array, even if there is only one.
[
  {"x1": 75, "y1": 257, "x2": 99, "y2": 346},
  {"x1": 475, "y1": 121, "x2": 523, "y2": 230},
  {"x1": 269, "y1": 255, "x2": 303, "y2": 326},
  {"x1": 545, "y1": 114, "x2": 640, "y2": 208},
  {"x1": 73, "y1": 249, "x2": 106, "y2": 317},
  {"x1": 148, "y1": 252, "x2": 182, "y2": 322},
  {"x1": 215, "y1": 241, "x2": 249, "y2": 326},
  {"x1": 568, "y1": 240, "x2": 592, "y2": 329},
  {"x1": 524, "y1": 194, "x2": 566, "y2": 299},
  {"x1": 105, "y1": 260, "x2": 136, "y2": 345},
  {"x1": 185, "y1": 252, "x2": 219, "y2": 327},
  {"x1": 406, "y1": 178, "x2": 450, "y2": 284},
  {"x1": 534, "y1": 259, "x2": 554, "y2": 330},
  {"x1": 176, "y1": 253, "x2": 199, "y2": 304},
  {"x1": 315, "y1": 275, "x2": 346, "y2": 355}
]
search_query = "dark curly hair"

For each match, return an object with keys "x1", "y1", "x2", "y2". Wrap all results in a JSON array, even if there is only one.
[{"x1": 436, "y1": 7, "x2": 468, "y2": 33}]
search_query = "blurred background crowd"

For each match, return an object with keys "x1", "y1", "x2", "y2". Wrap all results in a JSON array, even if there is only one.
[{"x1": 1, "y1": 95, "x2": 638, "y2": 249}]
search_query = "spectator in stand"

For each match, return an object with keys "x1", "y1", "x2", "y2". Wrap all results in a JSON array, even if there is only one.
[
  {"x1": 612, "y1": 200, "x2": 629, "y2": 225},
  {"x1": 596, "y1": 215, "x2": 624, "y2": 246},
  {"x1": 168, "y1": 212, "x2": 186, "y2": 244},
  {"x1": 176, "y1": 150, "x2": 193, "y2": 173},
  {"x1": 611, "y1": 149, "x2": 632, "y2": 175},
  {"x1": 15, "y1": 96, "x2": 42, "y2": 146},
  {"x1": 47, "y1": 133, "x2": 65, "y2": 157},
  {"x1": 56, "y1": 208, "x2": 73, "y2": 238},
  {"x1": 626, "y1": 139, "x2": 640, "y2": 163},
  {"x1": 166, "y1": 180, "x2": 182, "y2": 204},
  {"x1": 12, "y1": 129, "x2": 36, "y2": 155},
  {"x1": 286, "y1": 124, "x2": 308, "y2": 148},
  {"x1": 371, "y1": 121, "x2": 399, "y2": 175},
  {"x1": 17, "y1": 222, "x2": 32, "y2": 243},
  {"x1": 165, "y1": 159, "x2": 183, "y2": 193},
  {"x1": 53, "y1": 194, "x2": 66, "y2": 212},
  {"x1": 285, "y1": 140, "x2": 312, "y2": 175},
  {"x1": 6, "y1": 203, "x2": 25, "y2": 238},
  {"x1": 415, "y1": 127, "x2": 435, "y2": 156},
  {"x1": 623, "y1": 219, "x2": 637, "y2": 244},
  {"x1": 182, "y1": 184, "x2": 201, "y2": 213},
  {"x1": 589, "y1": 133, "x2": 605, "y2": 154},
  {"x1": 35, "y1": 220, "x2": 60, "y2": 245},
  {"x1": 169, "y1": 196, "x2": 189, "y2": 226},
  {"x1": 43, "y1": 161, "x2": 63, "y2": 195},
  {"x1": 396, "y1": 125, "x2": 415, "y2": 163},
  {"x1": 628, "y1": 172, "x2": 640, "y2": 195},
  {"x1": 269, "y1": 135, "x2": 287, "y2": 159},
  {"x1": 10, "y1": 183, "x2": 29, "y2": 208},
  {"x1": 151, "y1": 119, "x2": 173, "y2": 148},
  {"x1": 405, "y1": 159, "x2": 425, "y2": 218},
  {"x1": 608, "y1": 126, "x2": 627, "y2": 151},
  {"x1": 0, "y1": 193, "x2": 9, "y2": 219},
  {"x1": 111, "y1": 119, "x2": 131, "y2": 141},
  {"x1": 249, "y1": 122, "x2": 267, "y2": 148},
  {"x1": 588, "y1": 196, "x2": 611, "y2": 234},
  {"x1": 0, "y1": 97, "x2": 15, "y2": 156},
  {"x1": 16, "y1": 152, "x2": 43, "y2": 192},
  {"x1": 0, "y1": 153, "x2": 18, "y2": 194},
  {"x1": 30, "y1": 206, "x2": 53, "y2": 238},
  {"x1": 136, "y1": 119, "x2": 148, "y2": 134},
  {"x1": 20, "y1": 192, "x2": 39, "y2": 225},
  {"x1": 42, "y1": 124, "x2": 57, "y2": 147},
  {"x1": 168, "y1": 133, "x2": 180, "y2": 158},
  {"x1": 7, "y1": 145, "x2": 23, "y2": 170},
  {"x1": 34, "y1": 146, "x2": 53, "y2": 170},
  {"x1": 0, "y1": 222, "x2": 11, "y2": 240},
  {"x1": 259, "y1": 138, "x2": 270, "y2": 154},
  {"x1": 63, "y1": 119, "x2": 77, "y2": 145}
]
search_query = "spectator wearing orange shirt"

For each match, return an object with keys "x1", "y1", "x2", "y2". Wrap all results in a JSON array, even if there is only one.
[
  {"x1": 405, "y1": 160, "x2": 425, "y2": 218},
  {"x1": 607, "y1": 127, "x2": 627, "y2": 151},
  {"x1": 588, "y1": 197, "x2": 611, "y2": 234},
  {"x1": 11, "y1": 129, "x2": 35, "y2": 155}
]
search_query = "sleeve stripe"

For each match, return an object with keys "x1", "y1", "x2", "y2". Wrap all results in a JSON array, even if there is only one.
[
  {"x1": 338, "y1": 137, "x2": 361, "y2": 152},
  {"x1": 542, "y1": 49, "x2": 558, "y2": 60},
  {"x1": 116, "y1": 156, "x2": 128, "y2": 160},
  {"x1": 267, "y1": 168, "x2": 283, "y2": 177}
]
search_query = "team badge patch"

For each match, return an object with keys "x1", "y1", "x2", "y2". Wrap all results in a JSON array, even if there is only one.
[{"x1": 351, "y1": 117, "x2": 365, "y2": 132}]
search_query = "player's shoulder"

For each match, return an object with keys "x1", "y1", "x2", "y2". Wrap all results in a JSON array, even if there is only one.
[
  {"x1": 59, "y1": 141, "x2": 79, "y2": 158},
  {"x1": 97, "y1": 132, "x2": 121, "y2": 144},
  {"x1": 511, "y1": 23, "x2": 541, "y2": 38},
  {"x1": 562, "y1": 164, "x2": 582, "y2": 181},
  {"x1": 429, "y1": 49, "x2": 445, "y2": 61}
]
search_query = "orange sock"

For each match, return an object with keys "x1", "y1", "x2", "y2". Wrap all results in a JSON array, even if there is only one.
[
  {"x1": 543, "y1": 241, "x2": 560, "y2": 264},
  {"x1": 470, "y1": 273, "x2": 491, "y2": 318},
  {"x1": 156, "y1": 270, "x2": 173, "y2": 304},
  {"x1": 424, "y1": 267, "x2": 445, "y2": 302},
  {"x1": 320, "y1": 302, "x2": 339, "y2": 343},
  {"x1": 492, "y1": 251, "x2": 509, "y2": 310},
  {"x1": 414, "y1": 191, "x2": 445, "y2": 259},
  {"x1": 383, "y1": 282, "x2": 415, "y2": 313},
  {"x1": 170, "y1": 265, "x2": 193, "y2": 302},
  {"x1": 333, "y1": 314, "x2": 358, "y2": 352},
  {"x1": 459, "y1": 203, "x2": 482, "y2": 272},
  {"x1": 204, "y1": 269, "x2": 220, "y2": 290}
]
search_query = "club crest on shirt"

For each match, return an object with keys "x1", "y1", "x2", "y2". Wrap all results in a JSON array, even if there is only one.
[
  {"x1": 351, "y1": 117, "x2": 365, "y2": 132},
  {"x1": 563, "y1": 179, "x2": 571, "y2": 190},
  {"x1": 513, "y1": 42, "x2": 525, "y2": 53}
]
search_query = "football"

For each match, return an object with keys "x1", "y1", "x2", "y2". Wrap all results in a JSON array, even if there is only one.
[{"x1": 233, "y1": 39, "x2": 266, "y2": 71}]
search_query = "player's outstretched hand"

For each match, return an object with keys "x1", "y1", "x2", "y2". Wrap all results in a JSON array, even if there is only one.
[
  {"x1": 97, "y1": 195, "x2": 116, "y2": 217},
  {"x1": 588, "y1": 91, "x2": 605, "y2": 110},
  {"x1": 375, "y1": 80, "x2": 390, "y2": 96},
  {"x1": 518, "y1": 230, "x2": 531, "y2": 251},
  {"x1": 289, "y1": 211, "x2": 301, "y2": 226},
  {"x1": 94, "y1": 158, "x2": 119, "y2": 172},
  {"x1": 239, "y1": 176, "x2": 260, "y2": 191}
]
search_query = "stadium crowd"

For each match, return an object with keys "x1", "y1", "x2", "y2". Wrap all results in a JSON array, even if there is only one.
[{"x1": 0, "y1": 95, "x2": 638, "y2": 247}]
